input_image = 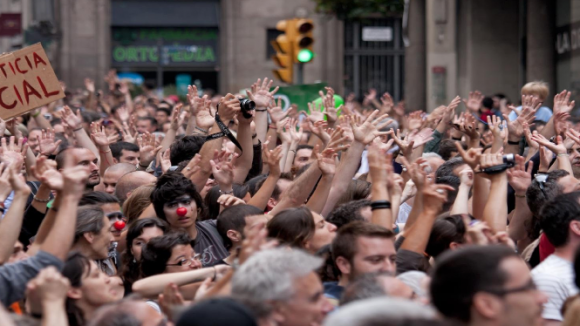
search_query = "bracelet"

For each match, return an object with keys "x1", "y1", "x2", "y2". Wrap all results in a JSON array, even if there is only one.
[
  {"x1": 507, "y1": 139, "x2": 521, "y2": 145},
  {"x1": 219, "y1": 189, "x2": 234, "y2": 195},
  {"x1": 557, "y1": 153, "x2": 569, "y2": 157},
  {"x1": 31, "y1": 111, "x2": 41, "y2": 118},
  {"x1": 255, "y1": 108, "x2": 267, "y2": 112},
  {"x1": 195, "y1": 126, "x2": 208, "y2": 134},
  {"x1": 33, "y1": 196, "x2": 51, "y2": 203},
  {"x1": 99, "y1": 149, "x2": 111, "y2": 154},
  {"x1": 514, "y1": 194, "x2": 526, "y2": 198},
  {"x1": 452, "y1": 137, "x2": 462, "y2": 141},
  {"x1": 73, "y1": 127, "x2": 83, "y2": 132},
  {"x1": 371, "y1": 200, "x2": 391, "y2": 210}
]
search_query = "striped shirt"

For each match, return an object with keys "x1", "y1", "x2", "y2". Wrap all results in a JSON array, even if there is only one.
[{"x1": 531, "y1": 254, "x2": 579, "y2": 321}]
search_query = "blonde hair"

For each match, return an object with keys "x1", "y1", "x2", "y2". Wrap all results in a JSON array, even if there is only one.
[
  {"x1": 521, "y1": 81, "x2": 549, "y2": 101},
  {"x1": 122, "y1": 184, "x2": 155, "y2": 224}
]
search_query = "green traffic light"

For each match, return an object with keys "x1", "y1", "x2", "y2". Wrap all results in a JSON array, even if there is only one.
[{"x1": 297, "y1": 49, "x2": 314, "y2": 63}]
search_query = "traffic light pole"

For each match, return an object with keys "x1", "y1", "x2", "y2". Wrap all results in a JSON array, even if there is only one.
[{"x1": 295, "y1": 63, "x2": 304, "y2": 85}]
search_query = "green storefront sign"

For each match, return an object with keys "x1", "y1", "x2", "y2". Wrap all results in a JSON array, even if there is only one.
[{"x1": 111, "y1": 27, "x2": 218, "y2": 67}]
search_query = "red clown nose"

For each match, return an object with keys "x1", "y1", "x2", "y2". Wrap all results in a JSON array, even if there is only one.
[
  {"x1": 176, "y1": 207, "x2": 188, "y2": 216},
  {"x1": 113, "y1": 220, "x2": 126, "y2": 231}
]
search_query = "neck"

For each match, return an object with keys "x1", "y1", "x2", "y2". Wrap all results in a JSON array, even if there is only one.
[
  {"x1": 337, "y1": 275, "x2": 350, "y2": 287},
  {"x1": 76, "y1": 301, "x2": 99, "y2": 323},
  {"x1": 554, "y1": 244, "x2": 579, "y2": 262},
  {"x1": 187, "y1": 223, "x2": 198, "y2": 240},
  {"x1": 71, "y1": 242, "x2": 96, "y2": 260}
]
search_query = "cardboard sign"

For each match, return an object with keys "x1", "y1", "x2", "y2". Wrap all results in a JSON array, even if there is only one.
[{"x1": 0, "y1": 43, "x2": 64, "y2": 120}]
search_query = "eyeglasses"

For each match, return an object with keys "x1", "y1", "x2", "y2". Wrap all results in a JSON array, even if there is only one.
[
  {"x1": 483, "y1": 279, "x2": 537, "y2": 297},
  {"x1": 166, "y1": 254, "x2": 202, "y2": 267}
]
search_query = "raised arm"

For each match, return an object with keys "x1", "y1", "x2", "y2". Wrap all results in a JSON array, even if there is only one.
[
  {"x1": 367, "y1": 142, "x2": 393, "y2": 230},
  {"x1": 400, "y1": 178, "x2": 454, "y2": 254},
  {"x1": 0, "y1": 165, "x2": 29, "y2": 264},
  {"x1": 89, "y1": 122, "x2": 116, "y2": 175},
  {"x1": 136, "y1": 132, "x2": 162, "y2": 172},
  {"x1": 506, "y1": 157, "x2": 533, "y2": 241},
  {"x1": 450, "y1": 169, "x2": 474, "y2": 215},
  {"x1": 160, "y1": 105, "x2": 182, "y2": 152},
  {"x1": 247, "y1": 145, "x2": 281, "y2": 211},
  {"x1": 61, "y1": 106, "x2": 99, "y2": 157},
  {"x1": 306, "y1": 149, "x2": 337, "y2": 214},
  {"x1": 232, "y1": 104, "x2": 254, "y2": 184},
  {"x1": 247, "y1": 78, "x2": 278, "y2": 144},
  {"x1": 480, "y1": 153, "x2": 509, "y2": 233},
  {"x1": 532, "y1": 135, "x2": 573, "y2": 176}
]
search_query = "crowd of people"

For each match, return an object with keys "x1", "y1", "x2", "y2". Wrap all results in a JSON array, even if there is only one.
[{"x1": 0, "y1": 73, "x2": 580, "y2": 326}]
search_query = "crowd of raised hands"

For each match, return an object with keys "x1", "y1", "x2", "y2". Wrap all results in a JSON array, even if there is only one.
[{"x1": 1, "y1": 71, "x2": 580, "y2": 326}]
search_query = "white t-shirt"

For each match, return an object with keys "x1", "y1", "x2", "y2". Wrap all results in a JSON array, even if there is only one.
[{"x1": 531, "y1": 254, "x2": 579, "y2": 321}]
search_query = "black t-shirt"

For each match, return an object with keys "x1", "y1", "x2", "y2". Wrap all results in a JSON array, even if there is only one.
[
  {"x1": 192, "y1": 220, "x2": 229, "y2": 267},
  {"x1": 394, "y1": 235, "x2": 430, "y2": 275}
]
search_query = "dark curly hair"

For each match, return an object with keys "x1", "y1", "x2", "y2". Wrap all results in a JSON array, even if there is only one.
[{"x1": 150, "y1": 172, "x2": 206, "y2": 221}]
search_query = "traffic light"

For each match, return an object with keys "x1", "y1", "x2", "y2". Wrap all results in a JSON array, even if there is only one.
[
  {"x1": 294, "y1": 19, "x2": 314, "y2": 63},
  {"x1": 271, "y1": 19, "x2": 295, "y2": 84}
]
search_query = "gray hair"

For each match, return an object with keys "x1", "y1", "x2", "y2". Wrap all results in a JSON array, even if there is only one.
[
  {"x1": 397, "y1": 271, "x2": 429, "y2": 299},
  {"x1": 74, "y1": 205, "x2": 105, "y2": 243},
  {"x1": 422, "y1": 152, "x2": 443, "y2": 160},
  {"x1": 323, "y1": 297, "x2": 436, "y2": 326},
  {"x1": 231, "y1": 248, "x2": 323, "y2": 318},
  {"x1": 340, "y1": 272, "x2": 394, "y2": 306}
]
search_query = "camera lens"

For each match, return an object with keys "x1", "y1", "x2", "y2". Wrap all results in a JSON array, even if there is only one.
[
  {"x1": 503, "y1": 154, "x2": 515, "y2": 163},
  {"x1": 239, "y1": 99, "x2": 256, "y2": 112}
]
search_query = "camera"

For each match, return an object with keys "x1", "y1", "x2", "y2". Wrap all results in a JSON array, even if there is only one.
[
  {"x1": 503, "y1": 154, "x2": 515, "y2": 165},
  {"x1": 239, "y1": 99, "x2": 256, "y2": 119}
]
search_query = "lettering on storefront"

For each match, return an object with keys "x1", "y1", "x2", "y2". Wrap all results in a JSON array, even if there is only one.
[
  {"x1": 111, "y1": 27, "x2": 218, "y2": 67},
  {"x1": 556, "y1": 23, "x2": 580, "y2": 59}
]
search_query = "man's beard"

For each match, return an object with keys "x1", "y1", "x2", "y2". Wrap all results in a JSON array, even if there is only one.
[{"x1": 86, "y1": 175, "x2": 101, "y2": 188}]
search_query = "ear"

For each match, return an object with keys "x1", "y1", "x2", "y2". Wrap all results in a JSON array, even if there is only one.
[
  {"x1": 112, "y1": 158, "x2": 119, "y2": 164},
  {"x1": 67, "y1": 287, "x2": 82, "y2": 300},
  {"x1": 269, "y1": 301, "x2": 286, "y2": 324},
  {"x1": 570, "y1": 221, "x2": 580, "y2": 237},
  {"x1": 83, "y1": 232, "x2": 95, "y2": 244},
  {"x1": 449, "y1": 242, "x2": 461, "y2": 250},
  {"x1": 335, "y1": 256, "x2": 352, "y2": 276},
  {"x1": 226, "y1": 230, "x2": 242, "y2": 243},
  {"x1": 267, "y1": 198, "x2": 277, "y2": 210},
  {"x1": 472, "y1": 292, "x2": 502, "y2": 320}
]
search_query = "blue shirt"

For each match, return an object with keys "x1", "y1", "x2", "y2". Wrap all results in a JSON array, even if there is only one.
[{"x1": 508, "y1": 106, "x2": 553, "y2": 123}]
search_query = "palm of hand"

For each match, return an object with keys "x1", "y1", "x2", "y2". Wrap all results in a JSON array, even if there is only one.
[
  {"x1": 408, "y1": 117, "x2": 422, "y2": 130},
  {"x1": 269, "y1": 107, "x2": 286, "y2": 123},
  {"x1": 1, "y1": 151, "x2": 23, "y2": 168},
  {"x1": 325, "y1": 107, "x2": 338, "y2": 122},
  {"x1": 39, "y1": 138, "x2": 57, "y2": 155},
  {"x1": 42, "y1": 170, "x2": 64, "y2": 190},
  {"x1": 353, "y1": 123, "x2": 377, "y2": 144},
  {"x1": 508, "y1": 171, "x2": 531, "y2": 192},
  {"x1": 213, "y1": 163, "x2": 233, "y2": 185},
  {"x1": 92, "y1": 132, "x2": 109, "y2": 147},
  {"x1": 508, "y1": 119, "x2": 524, "y2": 138},
  {"x1": 197, "y1": 110, "x2": 214, "y2": 129},
  {"x1": 318, "y1": 157, "x2": 336, "y2": 175},
  {"x1": 309, "y1": 111, "x2": 324, "y2": 123},
  {"x1": 252, "y1": 91, "x2": 271, "y2": 107}
]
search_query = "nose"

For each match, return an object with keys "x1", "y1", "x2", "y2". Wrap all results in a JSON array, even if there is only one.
[
  {"x1": 328, "y1": 222, "x2": 337, "y2": 232},
  {"x1": 321, "y1": 297, "x2": 334, "y2": 314},
  {"x1": 381, "y1": 258, "x2": 396, "y2": 274}
]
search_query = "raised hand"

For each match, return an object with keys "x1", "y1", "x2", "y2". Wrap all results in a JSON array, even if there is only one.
[
  {"x1": 0, "y1": 163, "x2": 12, "y2": 203},
  {"x1": 523, "y1": 122, "x2": 538, "y2": 149},
  {"x1": 288, "y1": 119, "x2": 304, "y2": 144},
  {"x1": 463, "y1": 91, "x2": 483, "y2": 113},
  {"x1": 217, "y1": 194, "x2": 246, "y2": 208},
  {"x1": 26, "y1": 267, "x2": 70, "y2": 304},
  {"x1": 532, "y1": 134, "x2": 566, "y2": 155},
  {"x1": 506, "y1": 155, "x2": 532, "y2": 194},
  {"x1": 267, "y1": 97, "x2": 288, "y2": 124},
  {"x1": 158, "y1": 283, "x2": 185, "y2": 322},
  {"x1": 32, "y1": 156, "x2": 63, "y2": 190},
  {"x1": 61, "y1": 106, "x2": 83, "y2": 131},
  {"x1": 321, "y1": 87, "x2": 338, "y2": 124},
  {"x1": 350, "y1": 111, "x2": 391, "y2": 145},
  {"x1": 181, "y1": 154, "x2": 202, "y2": 179},
  {"x1": 38, "y1": 129, "x2": 62, "y2": 156},
  {"x1": 316, "y1": 148, "x2": 338, "y2": 176},
  {"x1": 380, "y1": 92, "x2": 394, "y2": 115},
  {"x1": 187, "y1": 85, "x2": 204, "y2": 116},
  {"x1": 406, "y1": 111, "x2": 423, "y2": 131},
  {"x1": 0, "y1": 136, "x2": 25, "y2": 172},
  {"x1": 196, "y1": 95, "x2": 215, "y2": 131},
  {"x1": 455, "y1": 141, "x2": 482, "y2": 169},
  {"x1": 157, "y1": 149, "x2": 172, "y2": 174},
  {"x1": 90, "y1": 122, "x2": 110, "y2": 148},
  {"x1": 247, "y1": 78, "x2": 279, "y2": 108},
  {"x1": 368, "y1": 142, "x2": 393, "y2": 186},
  {"x1": 306, "y1": 101, "x2": 325, "y2": 123},
  {"x1": 169, "y1": 104, "x2": 183, "y2": 131},
  {"x1": 327, "y1": 126, "x2": 351, "y2": 152},
  {"x1": 61, "y1": 153, "x2": 91, "y2": 197},
  {"x1": 217, "y1": 94, "x2": 241, "y2": 122},
  {"x1": 538, "y1": 146, "x2": 553, "y2": 172},
  {"x1": 407, "y1": 128, "x2": 434, "y2": 147},
  {"x1": 137, "y1": 132, "x2": 162, "y2": 167},
  {"x1": 400, "y1": 157, "x2": 429, "y2": 190},
  {"x1": 422, "y1": 177, "x2": 455, "y2": 213},
  {"x1": 0, "y1": 117, "x2": 5, "y2": 139},
  {"x1": 553, "y1": 90, "x2": 575, "y2": 114},
  {"x1": 388, "y1": 129, "x2": 415, "y2": 158},
  {"x1": 309, "y1": 120, "x2": 330, "y2": 143},
  {"x1": 262, "y1": 144, "x2": 282, "y2": 177},
  {"x1": 84, "y1": 78, "x2": 95, "y2": 93},
  {"x1": 210, "y1": 150, "x2": 234, "y2": 189},
  {"x1": 459, "y1": 169, "x2": 474, "y2": 188},
  {"x1": 554, "y1": 111, "x2": 571, "y2": 137}
]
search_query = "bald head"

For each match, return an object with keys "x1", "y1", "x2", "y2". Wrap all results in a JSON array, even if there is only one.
[
  {"x1": 103, "y1": 163, "x2": 137, "y2": 195},
  {"x1": 88, "y1": 299, "x2": 163, "y2": 326},
  {"x1": 115, "y1": 171, "x2": 157, "y2": 204}
]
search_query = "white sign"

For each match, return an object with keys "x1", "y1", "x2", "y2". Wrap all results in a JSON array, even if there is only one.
[{"x1": 362, "y1": 27, "x2": 393, "y2": 42}]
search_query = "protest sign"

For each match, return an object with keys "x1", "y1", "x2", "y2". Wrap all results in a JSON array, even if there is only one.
[{"x1": 0, "y1": 43, "x2": 64, "y2": 119}]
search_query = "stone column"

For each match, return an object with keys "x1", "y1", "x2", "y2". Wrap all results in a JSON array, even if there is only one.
[
  {"x1": 404, "y1": 0, "x2": 427, "y2": 112},
  {"x1": 527, "y1": 0, "x2": 555, "y2": 106}
]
